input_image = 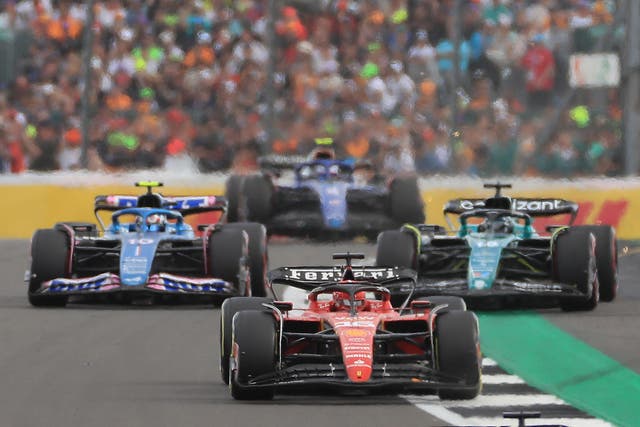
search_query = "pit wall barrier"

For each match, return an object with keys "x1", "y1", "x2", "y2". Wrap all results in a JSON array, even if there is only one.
[{"x1": 0, "y1": 173, "x2": 637, "y2": 239}]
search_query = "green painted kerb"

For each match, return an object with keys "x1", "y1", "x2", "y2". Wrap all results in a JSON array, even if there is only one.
[{"x1": 478, "y1": 312, "x2": 640, "y2": 427}]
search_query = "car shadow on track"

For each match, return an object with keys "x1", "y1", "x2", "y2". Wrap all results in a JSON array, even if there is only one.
[{"x1": 120, "y1": 381, "x2": 415, "y2": 406}]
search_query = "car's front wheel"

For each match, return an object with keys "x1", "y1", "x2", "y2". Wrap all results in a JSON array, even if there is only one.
[
  {"x1": 28, "y1": 229, "x2": 69, "y2": 307},
  {"x1": 219, "y1": 297, "x2": 272, "y2": 384},
  {"x1": 230, "y1": 310, "x2": 277, "y2": 400},
  {"x1": 553, "y1": 227, "x2": 598, "y2": 311},
  {"x1": 435, "y1": 311, "x2": 481, "y2": 400}
]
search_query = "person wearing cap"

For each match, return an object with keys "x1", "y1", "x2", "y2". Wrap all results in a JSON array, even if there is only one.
[{"x1": 360, "y1": 61, "x2": 395, "y2": 117}]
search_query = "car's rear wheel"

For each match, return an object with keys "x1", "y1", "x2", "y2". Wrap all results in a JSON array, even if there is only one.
[
  {"x1": 554, "y1": 227, "x2": 598, "y2": 311},
  {"x1": 230, "y1": 310, "x2": 277, "y2": 400},
  {"x1": 219, "y1": 297, "x2": 272, "y2": 384},
  {"x1": 435, "y1": 311, "x2": 481, "y2": 400},
  {"x1": 208, "y1": 228, "x2": 248, "y2": 297},
  {"x1": 576, "y1": 225, "x2": 617, "y2": 302},
  {"x1": 242, "y1": 175, "x2": 273, "y2": 223},
  {"x1": 376, "y1": 230, "x2": 417, "y2": 269},
  {"x1": 389, "y1": 176, "x2": 425, "y2": 223},
  {"x1": 225, "y1": 175, "x2": 245, "y2": 223},
  {"x1": 224, "y1": 223, "x2": 269, "y2": 297},
  {"x1": 28, "y1": 229, "x2": 70, "y2": 307}
]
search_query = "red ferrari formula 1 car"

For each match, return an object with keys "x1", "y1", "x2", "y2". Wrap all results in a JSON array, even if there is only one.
[{"x1": 219, "y1": 253, "x2": 481, "y2": 400}]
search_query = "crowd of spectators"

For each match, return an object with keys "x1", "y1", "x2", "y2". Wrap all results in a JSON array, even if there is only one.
[{"x1": 0, "y1": 0, "x2": 625, "y2": 177}]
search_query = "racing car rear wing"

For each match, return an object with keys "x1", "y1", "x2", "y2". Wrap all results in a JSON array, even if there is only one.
[
  {"x1": 258, "y1": 154, "x2": 308, "y2": 170},
  {"x1": 267, "y1": 266, "x2": 417, "y2": 291},
  {"x1": 94, "y1": 195, "x2": 228, "y2": 214},
  {"x1": 444, "y1": 198, "x2": 578, "y2": 223},
  {"x1": 94, "y1": 195, "x2": 228, "y2": 231}
]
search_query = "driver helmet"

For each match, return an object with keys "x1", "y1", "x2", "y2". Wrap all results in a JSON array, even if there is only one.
[
  {"x1": 308, "y1": 137, "x2": 336, "y2": 161},
  {"x1": 332, "y1": 291, "x2": 368, "y2": 311},
  {"x1": 145, "y1": 213, "x2": 167, "y2": 230},
  {"x1": 479, "y1": 217, "x2": 513, "y2": 234}
]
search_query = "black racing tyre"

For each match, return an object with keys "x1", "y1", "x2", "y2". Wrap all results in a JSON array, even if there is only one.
[
  {"x1": 388, "y1": 176, "x2": 425, "y2": 223},
  {"x1": 28, "y1": 229, "x2": 70, "y2": 307},
  {"x1": 242, "y1": 175, "x2": 273, "y2": 223},
  {"x1": 208, "y1": 228, "x2": 248, "y2": 297},
  {"x1": 220, "y1": 297, "x2": 272, "y2": 384},
  {"x1": 553, "y1": 227, "x2": 598, "y2": 311},
  {"x1": 225, "y1": 175, "x2": 245, "y2": 223},
  {"x1": 230, "y1": 310, "x2": 277, "y2": 400},
  {"x1": 224, "y1": 223, "x2": 269, "y2": 297},
  {"x1": 435, "y1": 311, "x2": 481, "y2": 400},
  {"x1": 376, "y1": 230, "x2": 417, "y2": 269},
  {"x1": 414, "y1": 296, "x2": 467, "y2": 311},
  {"x1": 575, "y1": 225, "x2": 617, "y2": 302},
  {"x1": 54, "y1": 222, "x2": 98, "y2": 237}
]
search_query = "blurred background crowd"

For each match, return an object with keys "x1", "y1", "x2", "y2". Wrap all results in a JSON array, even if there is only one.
[{"x1": 0, "y1": 0, "x2": 625, "y2": 177}]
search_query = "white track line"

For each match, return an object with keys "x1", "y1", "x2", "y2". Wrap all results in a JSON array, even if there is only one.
[
  {"x1": 481, "y1": 374, "x2": 526, "y2": 384},
  {"x1": 466, "y1": 417, "x2": 614, "y2": 427},
  {"x1": 280, "y1": 285, "x2": 612, "y2": 426},
  {"x1": 407, "y1": 393, "x2": 566, "y2": 407},
  {"x1": 482, "y1": 358, "x2": 498, "y2": 367}
]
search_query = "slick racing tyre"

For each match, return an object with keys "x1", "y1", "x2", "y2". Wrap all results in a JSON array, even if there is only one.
[
  {"x1": 376, "y1": 230, "x2": 417, "y2": 269},
  {"x1": 224, "y1": 223, "x2": 269, "y2": 297},
  {"x1": 220, "y1": 297, "x2": 272, "y2": 384},
  {"x1": 225, "y1": 175, "x2": 245, "y2": 223},
  {"x1": 208, "y1": 228, "x2": 249, "y2": 297},
  {"x1": 553, "y1": 228, "x2": 598, "y2": 311},
  {"x1": 576, "y1": 225, "x2": 617, "y2": 302},
  {"x1": 230, "y1": 310, "x2": 277, "y2": 400},
  {"x1": 388, "y1": 176, "x2": 425, "y2": 223},
  {"x1": 28, "y1": 229, "x2": 70, "y2": 307},
  {"x1": 414, "y1": 296, "x2": 467, "y2": 312},
  {"x1": 435, "y1": 311, "x2": 481, "y2": 400},
  {"x1": 242, "y1": 175, "x2": 273, "y2": 223}
]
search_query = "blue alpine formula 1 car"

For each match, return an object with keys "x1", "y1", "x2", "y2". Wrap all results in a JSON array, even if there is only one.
[
  {"x1": 225, "y1": 157, "x2": 424, "y2": 239},
  {"x1": 376, "y1": 183, "x2": 618, "y2": 311},
  {"x1": 27, "y1": 182, "x2": 268, "y2": 307}
]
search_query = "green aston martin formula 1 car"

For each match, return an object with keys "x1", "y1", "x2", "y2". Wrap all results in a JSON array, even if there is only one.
[{"x1": 376, "y1": 183, "x2": 618, "y2": 311}]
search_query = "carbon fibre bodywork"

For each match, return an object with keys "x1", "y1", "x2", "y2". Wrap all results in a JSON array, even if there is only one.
[
  {"x1": 376, "y1": 184, "x2": 609, "y2": 309},
  {"x1": 224, "y1": 254, "x2": 481, "y2": 398},
  {"x1": 28, "y1": 208, "x2": 247, "y2": 301},
  {"x1": 226, "y1": 158, "x2": 424, "y2": 239},
  {"x1": 27, "y1": 183, "x2": 253, "y2": 305}
]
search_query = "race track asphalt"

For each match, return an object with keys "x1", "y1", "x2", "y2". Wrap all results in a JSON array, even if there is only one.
[
  {"x1": 1, "y1": 239, "x2": 638, "y2": 427},
  {"x1": 0, "y1": 240, "x2": 444, "y2": 427}
]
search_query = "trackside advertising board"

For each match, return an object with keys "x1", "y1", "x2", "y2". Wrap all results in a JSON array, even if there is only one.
[{"x1": 0, "y1": 177, "x2": 637, "y2": 239}]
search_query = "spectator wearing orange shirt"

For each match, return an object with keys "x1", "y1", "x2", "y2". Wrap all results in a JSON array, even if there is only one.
[{"x1": 45, "y1": 0, "x2": 83, "y2": 49}]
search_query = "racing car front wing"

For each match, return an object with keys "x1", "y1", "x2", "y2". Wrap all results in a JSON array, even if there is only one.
[
  {"x1": 32, "y1": 272, "x2": 235, "y2": 295},
  {"x1": 232, "y1": 362, "x2": 475, "y2": 394},
  {"x1": 387, "y1": 277, "x2": 592, "y2": 306}
]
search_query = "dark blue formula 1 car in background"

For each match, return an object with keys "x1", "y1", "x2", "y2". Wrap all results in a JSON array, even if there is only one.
[
  {"x1": 27, "y1": 182, "x2": 269, "y2": 306},
  {"x1": 225, "y1": 155, "x2": 425, "y2": 240},
  {"x1": 376, "y1": 183, "x2": 618, "y2": 311}
]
